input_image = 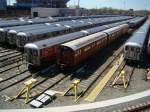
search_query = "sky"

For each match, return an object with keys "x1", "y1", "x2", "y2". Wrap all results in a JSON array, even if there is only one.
[
  {"x1": 8, "y1": 0, "x2": 150, "y2": 11},
  {"x1": 68, "y1": 0, "x2": 150, "y2": 10}
]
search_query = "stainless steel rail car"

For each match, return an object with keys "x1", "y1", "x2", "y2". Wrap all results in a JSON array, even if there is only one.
[{"x1": 124, "y1": 19, "x2": 150, "y2": 61}]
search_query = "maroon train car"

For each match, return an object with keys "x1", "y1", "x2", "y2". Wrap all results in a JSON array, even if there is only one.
[{"x1": 58, "y1": 24, "x2": 129, "y2": 68}]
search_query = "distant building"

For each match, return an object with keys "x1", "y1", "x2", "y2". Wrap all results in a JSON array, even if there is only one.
[
  {"x1": 0, "y1": 0, "x2": 7, "y2": 10},
  {"x1": 16, "y1": 0, "x2": 70, "y2": 8},
  {"x1": 31, "y1": 7, "x2": 87, "y2": 17}
]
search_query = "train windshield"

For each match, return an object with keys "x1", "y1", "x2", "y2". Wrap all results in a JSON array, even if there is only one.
[
  {"x1": 131, "y1": 47, "x2": 134, "y2": 51},
  {"x1": 1, "y1": 32, "x2": 6, "y2": 40},
  {"x1": 136, "y1": 47, "x2": 140, "y2": 52},
  {"x1": 26, "y1": 49, "x2": 38, "y2": 56},
  {"x1": 125, "y1": 46, "x2": 129, "y2": 50},
  {"x1": 26, "y1": 48, "x2": 39, "y2": 64},
  {"x1": 32, "y1": 49, "x2": 38, "y2": 56},
  {"x1": 9, "y1": 33, "x2": 16, "y2": 44},
  {"x1": 18, "y1": 35, "x2": 27, "y2": 47}
]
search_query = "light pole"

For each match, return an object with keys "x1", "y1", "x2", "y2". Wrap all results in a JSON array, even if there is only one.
[
  {"x1": 124, "y1": 0, "x2": 126, "y2": 10},
  {"x1": 78, "y1": 0, "x2": 80, "y2": 8}
]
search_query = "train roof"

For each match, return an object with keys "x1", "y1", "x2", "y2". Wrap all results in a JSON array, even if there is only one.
[
  {"x1": 9, "y1": 17, "x2": 109, "y2": 33},
  {"x1": 103, "y1": 24, "x2": 128, "y2": 34},
  {"x1": 17, "y1": 25, "x2": 68, "y2": 36},
  {"x1": 24, "y1": 22, "x2": 119, "y2": 50},
  {"x1": 8, "y1": 24, "x2": 52, "y2": 33},
  {"x1": 1, "y1": 19, "x2": 86, "y2": 33},
  {"x1": 61, "y1": 32, "x2": 107, "y2": 51},
  {"x1": 125, "y1": 19, "x2": 150, "y2": 47},
  {"x1": 61, "y1": 23, "x2": 130, "y2": 51},
  {"x1": 129, "y1": 17, "x2": 145, "y2": 23},
  {"x1": 17, "y1": 18, "x2": 105, "y2": 36},
  {"x1": 0, "y1": 20, "x2": 30, "y2": 27},
  {"x1": 24, "y1": 20, "x2": 132, "y2": 50},
  {"x1": 25, "y1": 31, "x2": 86, "y2": 50},
  {"x1": 2, "y1": 23, "x2": 49, "y2": 32}
]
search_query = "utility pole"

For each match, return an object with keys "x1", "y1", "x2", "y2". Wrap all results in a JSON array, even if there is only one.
[
  {"x1": 124, "y1": 0, "x2": 126, "y2": 10},
  {"x1": 8, "y1": 0, "x2": 11, "y2": 5},
  {"x1": 77, "y1": 0, "x2": 80, "y2": 8}
]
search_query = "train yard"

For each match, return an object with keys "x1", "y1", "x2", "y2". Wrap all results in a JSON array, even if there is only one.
[{"x1": 0, "y1": 15, "x2": 150, "y2": 111}]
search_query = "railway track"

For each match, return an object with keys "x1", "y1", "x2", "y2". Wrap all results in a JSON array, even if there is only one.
[
  {"x1": 115, "y1": 101, "x2": 150, "y2": 112},
  {"x1": 0, "y1": 54, "x2": 24, "y2": 68},
  {"x1": 10, "y1": 65, "x2": 71, "y2": 103},
  {"x1": 19, "y1": 34, "x2": 130, "y2": 103},
  {"x1": 0, "y1": 52, "x2": 22, "y2": 62},
  {"x1": 0, "y1": 70, "x2": 32, "y2": 92},
  {"x1": 73, "y1": 44, "x2": 125, "y2": 101},
  {"x1": 0, "y1": 50, "x2": 19, "y2": 57},
  {"x1": 0, "y1": 60, "x2": 25, "y2": 74},
  {"x1": 109, "y1": 60, "x2": 135, "y2": 89},
  {"x1": 0, "y1": 32, "x2": 134, "y2": 105},
  {"x1": 49, "y1": 36, "x2": 130, "y2": 102},
  {"x1": 0, "y1": 49, "x2": 11, "y2": 53}
]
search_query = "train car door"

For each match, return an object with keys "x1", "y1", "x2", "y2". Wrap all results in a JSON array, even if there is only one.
[
  {"x1": 33, "y1": 12, "x2": 38, "y2": 17},
  {"x1": 59, "y1": 46, "x2": 73, "y2": 66}
]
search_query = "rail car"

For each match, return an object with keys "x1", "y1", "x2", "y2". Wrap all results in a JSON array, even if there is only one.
[
  {"x1": 124, "y1": 19, "x2": 150, "y2": 61},
  {"x1": 24, "y1": 17, "x2": 142, "y2": 67},
  {"x1": 53, "y1": 15, "x2": 117, "y2": 21},
  {"x1": 17, "y1": 16, "x2": 132, "y2": 48},
  {"x1": 128, "y1": 17, "x2": 147, "y2": 28},
  {"x1": 0, "y1": 19, "x2": 83, "y2": 43},
  {"x1": 16, "y1": 18, "x2": 95, "y2": 48},
  {"x1": 0, "y1": 18, "x2": 97, "y2": 44},
  {"x1": 2, "y1": 18, "x2": 98, "y2": 44},
  {"x1": 0, "y1": 20, "x2": 34, "y2": 28},
  {"x1": 0, "y1": 23, "x2": 52, "y2": 43},
  {"x1": 7, "y1": 24, "x2": 53, "y2": 45},
  {"x1": 24, "y1": 23, "x2": 114, "y2": 66},
  {"x1": 16, "y1": 18, "x2": 106, "y2": 47},
  {"x1": 8, "y1": 20, "x2": 85, "y2": 45},
  {"x1": 58, "y1": 24, "x2": 129, "y2": 68},
  {"x1": 28, "y1": 17, "x2": 55, "y2": 24},
  {"x1": 24, "y1": 20, "x2": 130, "y2": 67},
  {"x1": 0, "y1": 15, "x2": 117, "y2": 28}
]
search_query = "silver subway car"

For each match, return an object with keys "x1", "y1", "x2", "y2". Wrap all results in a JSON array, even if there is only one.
[{"x1": 124, "y1": 19, "x2": 150, "y2": 61}]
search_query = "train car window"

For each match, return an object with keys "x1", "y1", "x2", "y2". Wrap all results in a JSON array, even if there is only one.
[
  {"x1": 84, "y1": 46, "x2": 91, "y2": 52},
  {"x1": 48, "y1": 32, "x2": 51, "y2": 37},
  {"x1": 79, "y1": 50, "x2": 81, "y2": 54},
  {"x1": 97, "y1": 41, "x2": 100, "y2": 45},
  {"x1": 131, "y1": 47, "x2": 134, "y2": 51},
  {"x1": 51, "y1": 32, "x2": 58, "y2": 36},
  {"x1": 59, "y1": 31, "x2": 64, "y2": 35},
  {"x1": 125, "y1": 46, "x2": 128, "y2": 50},
  {"x1": 32, "y1": 50, "x2": 38, "y2": 56},
  {"x1": 136, "y1": 48, "x2": 140, "y2": 52}
]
